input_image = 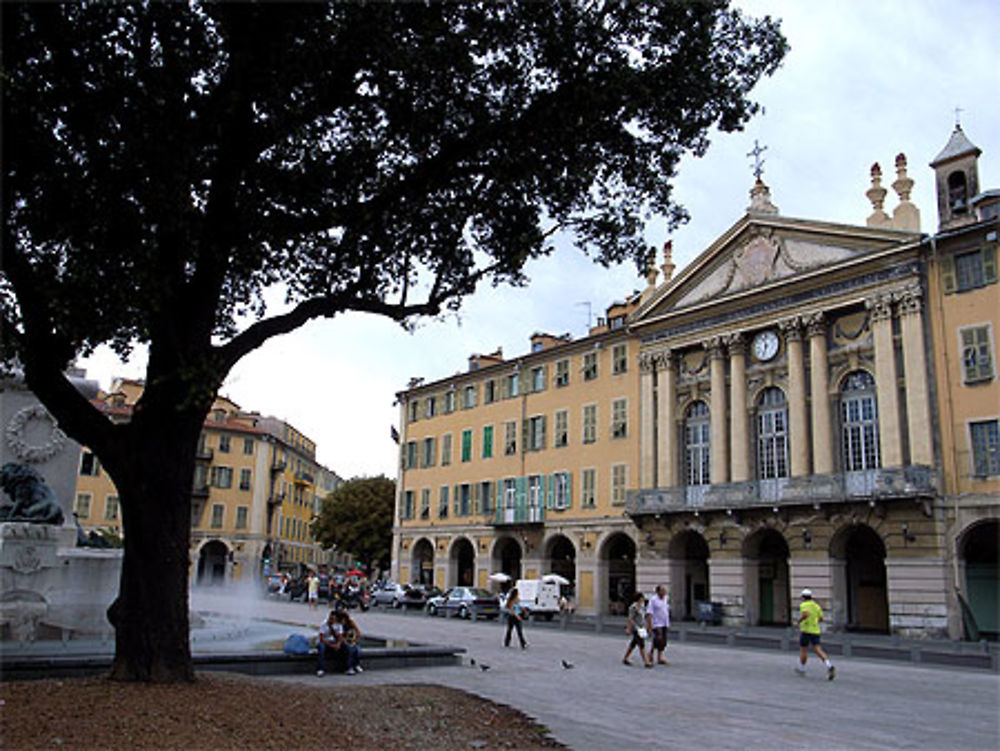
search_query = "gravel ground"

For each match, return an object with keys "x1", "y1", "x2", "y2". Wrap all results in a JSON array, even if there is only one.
[{"x1": 0, "y1": 673, "x2": 565, "y2": 750}]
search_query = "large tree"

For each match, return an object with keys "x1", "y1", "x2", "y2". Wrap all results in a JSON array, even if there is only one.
[
  {"x1": 312, "y1": 476, "x2": 394, "y2": 574},
  {"x1": 1, "y1": 2, "x2": 786, "y2": 681}
]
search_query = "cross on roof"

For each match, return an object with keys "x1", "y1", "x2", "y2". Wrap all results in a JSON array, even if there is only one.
[
  {"x1": 954, "y1": 105, "x2": 964, "y2": 127},
  {"x1": 747, "y1": 140, "x2": 767, "y2": 180}
]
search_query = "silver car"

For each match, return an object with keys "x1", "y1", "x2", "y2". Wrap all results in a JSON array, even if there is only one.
[{"x1": 427, "y1": 586, "x2": 500, "y2": 620}]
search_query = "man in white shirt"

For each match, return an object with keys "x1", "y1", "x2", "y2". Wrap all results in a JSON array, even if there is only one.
[{"x1": 648, "y1": 585, "x2": 671, "y2": 666}]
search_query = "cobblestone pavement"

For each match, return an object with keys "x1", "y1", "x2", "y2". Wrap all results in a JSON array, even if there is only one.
[{"x1": 200, "y1": 593, "x2": 1000, "y2": 751}]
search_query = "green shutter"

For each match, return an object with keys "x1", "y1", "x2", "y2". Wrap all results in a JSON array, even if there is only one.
[
  {"x1": 565, "y1": 472, "x2": 573, "y2": 510},
  {"x1": 516, "y1": 476, "x2": 527, "y2": 517},
  {"x1": 496, "y1": 480, "x2": 504, "y2": 522},
  {"x1": 522, "y1": 419, "x2": 529, "y2": 452},
  {"x1": 540, "y1": 416, "x2": 547, "y2": 449},
  {"x1": 983, "y1": 244, "x2": 998, "y2": 284},
  {"x1": 976, "y1": 327, "x2": 993, "y2": 380},
  {"x1": 940, "y1": 254, "x2": 956, "y2": 294},
  {"x1": 546, "y1": 474, "x2": 555, "y2": 509}
]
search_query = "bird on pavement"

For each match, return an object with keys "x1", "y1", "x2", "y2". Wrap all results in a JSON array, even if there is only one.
[
  {"x1": 479, "y1": 663, "x2": 491, "y2": 672},
  {"x1": 561, "y1": 660, "x2": 574, "y2": 669},
  {"x1": 469, "y1": 658, "x2": 476, "y2": 666}
]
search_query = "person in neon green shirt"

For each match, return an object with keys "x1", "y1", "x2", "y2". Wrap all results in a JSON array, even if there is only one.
[{"x1": 797, "y1": 589, "x2": 835, "y2": 680}]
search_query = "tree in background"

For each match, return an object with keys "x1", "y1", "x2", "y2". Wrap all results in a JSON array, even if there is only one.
[
  {"x1": 312, "y1": 476, "x2": 394, "y2": 574},
  {"x1": 1, "y1": 2, "x2": 786, "y2": 681}
]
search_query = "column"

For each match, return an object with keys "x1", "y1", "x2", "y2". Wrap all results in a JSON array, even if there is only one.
[
  {"x1": 639, "y1": 353, "x2": 657, "y2": 489},
  {"x1": 656, "y1": 349, "x2": 677, "y2": 487},
  {"x1": 806, "y1": 313, "x2": 833, "y2": 475},
  {"x1": 707, "y1": 338, "x2": 729, "y2": 485},
  {"x1": 726, "y1": 334, "x2": 749, "y2": 482},
  {"x1": 780, "y1": 317, "x2": 810, "y2": 476},
  {"x1": 866, "y1": 292, "x2": 903, "y2": 467},
  {"x1": 897, "y1": 284, "x2": 933, "y2": 466}
]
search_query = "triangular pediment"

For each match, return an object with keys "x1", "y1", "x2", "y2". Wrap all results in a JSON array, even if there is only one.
[{"x1": 634, "y1": 214, "x2": 921, "y2": 324}]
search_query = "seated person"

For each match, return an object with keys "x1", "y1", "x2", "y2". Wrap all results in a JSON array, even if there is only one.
[
  {"x1": 315, "y1": 610, "x2": 344, "y2": 677},
  {"x1": 337, "y1": 611, "x2": 363, "y2": 675}
]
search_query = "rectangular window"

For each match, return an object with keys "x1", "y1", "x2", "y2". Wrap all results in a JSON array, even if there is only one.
[
  {"x1": 463, "y1": 385, "x2": 478, "y2": 409},
  {"x1": 552, "y1": 472, "x2": 571, "y2": 510},
  {"x1": 219, "y1": 435, "x2": 231, "y2": 453},
  {"x1": 583, "y1": 352, "x2": 598, "y2": 381},
  {"x1": 461, "y1": 429, "x2": 473, "y2": 462},
  {"x1": 441, "y1": 434, "x2": 452, "y2": 466},
  {"x1": 438, "y1": 486, "x2": 449, "y2": 518},
  {"x1": 458, "y1": 483, "x2": 471, "y2": 516},
  {"x1": 526, "y1": 415, "x2": 546, "y2": 451},
  {"x1": 422, "y1": 437, "x2": 436, "y2": 468},
  {"x1": 530, "y1": 365, "x2": 546, "y2": 393},
  {"x1": 405, "y1": 441, "x2": 418, "y2": 469},
  {"x1": 408, "y1": 400, "x2": 419, "y2": 422},
  {"x1": 955, "y1": 249, "x2": 987, "y2": 291},
  {"x1": 961, "y1": 326, "x2": 994, "y2": 383},
  {"x1": 581, "y1": 469, "x2": 596, "y2": 508},
  {"x1": 420, "y1": 488, "x2": 431, "y2": 520},
  {"x1": 403, "y1": 490, "x2": 414, "y2": 520},
  {"x1": 482, "y1": 425, "x2": 494, "y2": 459},
  {"x1": 555, "y1": 359, "x2": 570, "y2": 388},
  {"x1": 504, "y1": 421, "x2": 517, "y2": 455},
  {"x1": 235, "y1": 506, "x2": 248, "y2": 529},
  {"x1": 239, "y1": 468, "x2": 252, "y2": 490},
  {"x1": 424, "y1": 395, "x2": 436, "y2": 418},
  {"x1": 79, "y1": 451, "x2": 100, "y2": 476},
  {"x1": 104, "y1": 495, "x2": 119, "y2": 521},
  {"x1": 970, "y1": 420, "x2": 1000, "y2": 476},
  {"x1": 211, "y1": 466, "x2": 233, "y2": 489},
  {"x1": 480, "y1": 481, "x2": 494, "y2": 514},
  {"x1": 528, "y1": 475, "x2": 543, "y2": 508},
  {"x1": 243, "y1": 438, "x2": 254, "y2": 455},
  {"x1": 554, "y1": 410, "x2": 569, "y2": 448},
  {"x1": 211, "y1": 504, "x2": 224, "y2": 528},
  {"x1": 612, "y1": 343, "x2": 628, "y2": 374},
  {"x1": 484, "y1": 379, "x2": 497, "y2": 404},
  {"x1": 611, "y1": 398, "x2": 628, "y2": 439},
  {"x1": 505, "y1": 372, "x2": 520, "y2": 398},
  {"x1": 444, "y1": 390, "x2": 456, "y2": 414},
  {"x1": 583, "y1": 404, "x2": 597, "y2": 444},
  {"x1": 611, "y1": 463, "x2": 627, "y2": 506}
]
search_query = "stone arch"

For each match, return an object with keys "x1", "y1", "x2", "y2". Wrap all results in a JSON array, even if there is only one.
[
  {"x1": 742, "y1": 527, "x2": 791, "y2": 626},
  {"x1": 447, "y1": 535, "x2": 476, "y2": 588},
  {"x1": 667, "y1": 529, "x2": 710, "y2": 621},
  {"x1": 956, "y1": 518, "x2": 999, "y2": 639},
  {"x1": 491, "y1": 535, "x2": 523, "y2": 582},
  {"x1": 597, "y1": 531, "x2": 636, "y2": 616},
  {"x1": 410, "y1": 537, "x2": 435, "y2": 586},
  {"x1": 830, "y1": 524, "x2": 889, "y2": 633},
  {"x1": 196, "y1": 539, "x2": 230, "y2": 586}
]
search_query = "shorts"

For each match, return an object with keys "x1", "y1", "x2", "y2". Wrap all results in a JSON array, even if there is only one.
[
  {"x1": 629, "y1": 632, "x2": 646, "y2": 650},
  {"x1": 652, "y1": 626, "x2": 668, "y2": 651},
  {"x1": 799, "y1": 632, "x2": 821, "y2": 647}
]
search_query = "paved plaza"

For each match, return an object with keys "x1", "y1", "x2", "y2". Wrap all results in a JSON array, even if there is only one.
[{"x1": 199, "y1": 593, "x2": 1000, "y2": 751}]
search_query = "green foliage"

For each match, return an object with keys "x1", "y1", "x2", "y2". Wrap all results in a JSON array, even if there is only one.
[{"x1": 312, "y1": 476, "x2": 395, "y2": 571}]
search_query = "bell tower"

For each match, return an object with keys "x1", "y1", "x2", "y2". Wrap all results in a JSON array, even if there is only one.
[{"x1": 929, "y1": 122, "x2": 982, "y2": 230}]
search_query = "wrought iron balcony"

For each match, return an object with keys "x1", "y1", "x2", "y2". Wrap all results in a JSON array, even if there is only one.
[
  {"x1": 491, "y1": 505, "x2": 545, "y2": 526},
  {"x1": 195, "y1": 447, "x2": 214, "y2": 461},
  {"x1": 271, "y1": 459, "x2": 287, "y2": 473},
  {"x1": 294, "y1": 470, "x2": 314, "y2": 484},
  {"x1": 627, "y1": 466, "x2": 938, "y2": 516},
  {"x1": 268, "y1": 491, "x2": 286, "y2": 506}
]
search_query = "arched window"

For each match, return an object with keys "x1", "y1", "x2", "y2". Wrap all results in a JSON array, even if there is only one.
[
  {"x1": 685, "y1": 401, "x2": 710, "y2": 487},
  {"x1": 948, "y1": 170, "x2": 969, "y2": 214},
  {"x1": 841, "y1": 371, "x2": 880, "y2": 472},
  {"x1": 757, "y1": 387, "x2": 789, "y2": 479}
]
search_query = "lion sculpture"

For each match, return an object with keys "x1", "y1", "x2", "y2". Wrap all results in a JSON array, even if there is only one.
[{"x1": 0, "y1": 462, "x2": 65, "y2": 525}]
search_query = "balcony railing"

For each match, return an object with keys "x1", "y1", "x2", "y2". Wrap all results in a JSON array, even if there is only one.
[
  {"x1": 271, "y1": 459, "x2": 287, "y2": 473},
  {"x1": 268, "y1": 491, "x2": 286, "y2": 506},
  {"x1": 492, "y1": 504, "x2": 545, "y2": 526},
  {"x1": 195, "y1": 447, "x2": 214, "y2": 461},
  {"x1": 627, "y1": 465, "x2": 937, "y2": 516},
  {"x1": 191, "y1": 483, "x2": 210, "y2": 499},
  {"x1": 294, "y1": 470, "x2": 315, "y2": 485}
]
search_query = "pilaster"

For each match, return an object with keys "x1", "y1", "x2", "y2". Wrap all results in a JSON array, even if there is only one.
[
  {"x1": 805, "y1": 313, "x2": 833, "y2": 475},
  {"x1": 707, "y1": 338, "x2": 729, "y2": 485},
  {"x1": 866, "y1": 292, "x2": 903, "y2": 467},
  {"x1": 725, "y1": 334, "x2": 749, "y2": 482},
  {"x1": 896, "y1": 284, "x2": 933, "y2": 466},
  {"x1": 780, "y1": 317, "x2": 810, "y2": 476},
  {"x1": 655, "y1": 349, "x2": 677, "y2": 488}
]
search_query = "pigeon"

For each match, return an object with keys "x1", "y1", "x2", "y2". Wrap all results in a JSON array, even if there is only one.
[
  {"x1": 469, "y1": 658, "x2": 476, "y2": 666},
  {"x1": 479, "y1": 663, "x2": 491, "y2": 672},
  {"x1": 561, "y1": 660, "x2": 574, "y2": 669}
]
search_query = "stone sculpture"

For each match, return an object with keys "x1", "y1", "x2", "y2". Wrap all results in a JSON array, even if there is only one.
[{"x1": 0, "y1": 462, "x2": 65, "y2": 525}]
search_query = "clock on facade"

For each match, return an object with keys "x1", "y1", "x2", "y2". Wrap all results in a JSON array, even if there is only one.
[{"x1": 752, "y1": 330, "x2": 780, "y2": 361}]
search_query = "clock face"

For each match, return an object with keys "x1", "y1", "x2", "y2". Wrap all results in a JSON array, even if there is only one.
[{"x1": 753, "y1": 330, "x2": 780, "y2": 361}]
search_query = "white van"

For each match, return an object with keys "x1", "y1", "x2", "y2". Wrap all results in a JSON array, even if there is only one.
[{"x1": 511, "y1": 578, "x2": 561, "y2": 620}]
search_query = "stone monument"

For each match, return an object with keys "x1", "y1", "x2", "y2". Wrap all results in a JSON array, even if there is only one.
[{"x1": 0, "y1": 369, "x2": 122, "y2": 648}]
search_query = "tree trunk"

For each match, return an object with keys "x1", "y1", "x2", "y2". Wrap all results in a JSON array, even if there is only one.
[{"x1": 106, "y1": 417, "x2": 201, "y2": 682}]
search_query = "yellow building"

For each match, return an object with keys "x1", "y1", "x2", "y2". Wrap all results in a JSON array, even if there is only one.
[
  {"x1": 74, "y1": 379, "x2": 344, "y2": 584},
  {"x1": 393, "y1": 300, "x2": 642, "y2": 614}
]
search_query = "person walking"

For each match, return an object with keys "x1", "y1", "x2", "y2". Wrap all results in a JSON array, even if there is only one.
[
  {"x1": 307, "y1": 571, "x2": 320, "y2": 609},
  {"x1": 623, "y1": 592, "x2": 653, "y2": 668},
  {"x1": 648, "y1": 585, "x2": 671, "y2": 665},
  {"x1": 797, "y1": 588, "x2": 835, "y2": 680},
  {"x1": 503, "y1": 587, "x2": 528, "y2": 649},
  {"x1": 316, "y1": 610, "x2": 343, "y2": 677}
]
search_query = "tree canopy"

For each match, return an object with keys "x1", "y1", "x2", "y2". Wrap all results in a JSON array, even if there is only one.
[
  {"x1": 312, "y1": 476, "x2": 395, "y2": 573},
  {"x1": 1, "y1": 1, "x2": 785, "y2": 681}
]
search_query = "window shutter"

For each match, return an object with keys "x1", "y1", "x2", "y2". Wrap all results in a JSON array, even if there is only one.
[
  {"x1": 976, "y1": 327, "x2": 994, "y2": 380},
  {"x1": 540, "y1": 365, "x2": 548, "y2": 392},
  {"x1": 431, "y1": 437, "x2": 437, "y2": 466},
  {"x1": 546, "y1": 474, "x2": 555, "y2": 509},
  {"x1": 940, "y1": 254, "x2": 957, "y2": 294},
  {"x1": 983, "y1": 244, "x2": 998, "y2": 284},
  {"x1": 473, "y1": 483, "x2": 481, "y2": 515},
  {"x1": 452, "y1": 484, "x2": 459, "y2": 516},
  {"x1": 565, "y1": 472, "x2": 573, "y2": 510},
  {"x1": 540, "y1": 416, "x2": 547, "y2": 449},
  {"x1": 522, "y1": 419, "x2": 529, "y2": 452},
  {"x1": 516, "y1": 476, "x2": 527, "y2": 513},
  {"x1": 496, "y1": 480, "x2": 503, "y2": 521},
  {"x1": 501, "y1": 377, "x2": 510, "y2": 399}
]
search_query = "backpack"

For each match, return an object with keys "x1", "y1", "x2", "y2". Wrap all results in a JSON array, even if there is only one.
[{"x1": 283, "y1": 633, "x2": 311, "y2": 655}]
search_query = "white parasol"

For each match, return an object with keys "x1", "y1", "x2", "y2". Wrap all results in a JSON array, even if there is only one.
[
  {"x1": 488, "y1": 572, "x2": 512, "y2": 583},
  {"x1": 541, "y1": 573, "x2": 571, "y2": 585}
]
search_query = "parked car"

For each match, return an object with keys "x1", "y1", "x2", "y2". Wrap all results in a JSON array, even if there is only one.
[
  {"x1": 371, "y1": 582, "x2": 407, "y2": 608},
  {"x1": 428, "y1": 587, "x2": 500, "y2": 620}
]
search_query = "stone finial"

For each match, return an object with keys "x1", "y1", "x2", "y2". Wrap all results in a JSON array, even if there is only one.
[
  {"x1": 747, "y1": 179, "x2": 779, "y2": 215},
  {"x1": 645, "y1": 246, "x2": 659, "y2": 288},
  {"x1": 866, "y1": 162, "x2": 891, "y2": 228},
  {"x1": 660, "y1": 240, "x2": 675, "y2": 283},
  {"x1": 891, "y1": 153, "x2": 920, "y2": 232}
]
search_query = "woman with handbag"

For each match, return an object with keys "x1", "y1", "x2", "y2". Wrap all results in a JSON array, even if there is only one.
[
  {"x1": 623, "y1": 591, "x2": 653, "y2": 667},
  {"x1": 503, "y1": 587, "x2": 528, "y2": 649}
]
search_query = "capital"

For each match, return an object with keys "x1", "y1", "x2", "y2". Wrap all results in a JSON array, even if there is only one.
[
  {"x1": 778, "y1": 316, "x2": 804, "y2": 342},
  {"x1": 894, "y1": 283, "x2": 923, "y2": 316},
  {"x1": 865, "y1": 292, "x2": 894, "y2": 323},
  {"x1": 802, "y1": 311, "x2": 826, "y2": 339}
]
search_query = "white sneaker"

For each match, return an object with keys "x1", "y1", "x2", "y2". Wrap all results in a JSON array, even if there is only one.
[
  {"x1": 795, "y1": 666, "x2": 806, "y2": 675},
  {"x1": 345, "y1": 668, "x2": 356, "y2": 675},
  {"x1": 355, "y1": 665, "x2": 364, "y2": 673},
  {"x1": 316, "y1": 670, "x2": 325, "y2": 677}
]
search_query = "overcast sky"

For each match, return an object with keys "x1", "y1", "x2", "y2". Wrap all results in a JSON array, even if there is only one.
[{"x1": 80, "y1": 0, "x2": 1000, "y2": 480}]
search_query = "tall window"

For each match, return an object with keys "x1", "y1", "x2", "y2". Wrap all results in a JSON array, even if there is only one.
[
  {"x1": 685, "y1": 401, "x2": 710, "y2": 486},
  {"x1": 458, "y1": 483, "x2": 471, "y2": 516},
  {"x1": 408, "y1": 400, "x2": 419, "y2": 422},
  {"x1": 970, "y1": 420, "x2": 1000, "y2": 477},
  {"x1": 422, "y1": 437, "x2": 436, "y2": 468},
  {"x1": 79, "y1": 451, "x2": 100, "y2": 476},
  {"x1": 611, "y1": 463, "x2": 627, "y2": 505},
  {"x1": 211, "y1": 504, "x2": 224, "y2": 528},
  {"x1": 243, "y1": 438, "x2": 254, "y2": 455},
  {"x1": 211, "y1": 466, "x2": 233, "y2": 489},
  {"x1": 405, "y1": 441, "x2": 418, "y2": 469},
  {"x1": 239, "y1": 468, "x2": 252, "y2": 490},
  {"x1": 104, "y1": 495, "x2": 119, "y2": 521},
  {"x1": 480, "y1": 481, "x2": 494, "y2": 514},
  {"x1": 841, "y1": 371, "x2": 880, "y2": 472},
  {"x1": 438, "y1": 486, "x2": 449, "y2": 518},
  {"x1": 235, "y1": 506, "x2": 248, "y2": 529},
  {"x1": 554, "y1": 410, "x2": 569, "y2": 448},
  {"x1": 583, "y1": 404, "x2": 597, "y2": 444},
  {"x1": 505, "y1": 372, "x2": 520, "y2": 398},
  {"x1": 612, "y1": 343, "x2": 628, "y2": 374},
  {"x1": 552, "y1": 472, "x2": 571, "y2": 510},
  {"x1": 219, "y1": 435, "x2": 231, "y2": 453},
  {"x1": 444, "y1": 390, "x2": 456, "y2": 413},
  {"x1": 425, "y1": 395, "x2": 437, "y2": 417},
  {"x1": 463, "y1": 385, "x2": 478, "y2": 409},
  {"x1": 441, "y1": 434, "x2": 452, "y2": 466},
  {"x1": 756, "y1": 387, "x2": 789, "y2": 480},
  {"x1": 403, "y1": 490, "x2": 414, "y2": 520},
  {"x1": 961, "y1": 326, "x2": 994, "y2": 383},
  {"x1": 611, "y1": 398, "x2": 628, "y2": 439},
  {"x1": 482, "y1": 425, "x2": 494, "y2": 459},
  {"x1": 555, "y1": 359, "x2": 570, "y2": 387},
  {"x1": 420, "y1": 488, "x2": 431, "y2": 519},
  {"x1": 461, "y1": 429, "x2": 472, "y2": 462},
  {"x1": 581, "y1": 469, "x2": 596, "y2": 508},
  {"x1": 527, "y1": 415, "x2": 546, "y2": 451},
  {"x1": 504, "y1": 421, "x2": 517, "y2": 455},
  {"x1": 528, "y1": 475, "x2": 543, "y2": 509},
  {"x1": 530, "y1": 365, "x2": 546, "y2": 392},
  {"x1": 583, "y1": 352, "x2": 598, "y2": 381},
  {"x1": 484, "y1": 379, "x2": 497, "y2": 404}
]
